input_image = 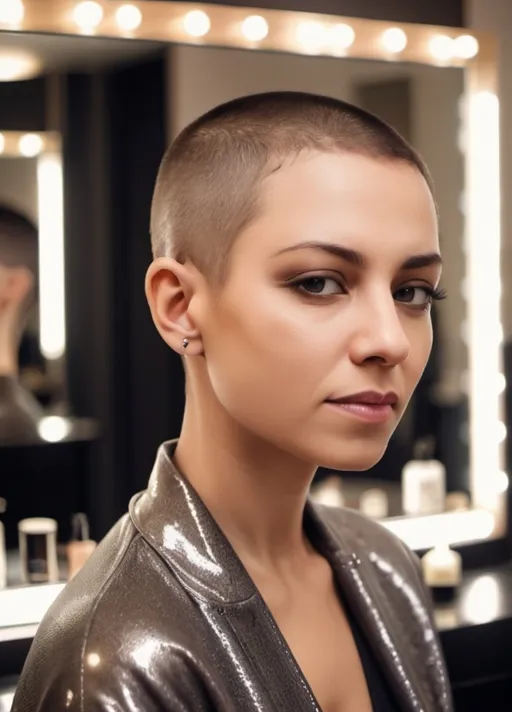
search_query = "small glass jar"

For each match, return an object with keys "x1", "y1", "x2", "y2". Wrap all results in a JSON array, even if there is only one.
[{"x1": 18, "y1": 517, "x2": 59, "y2": 584}]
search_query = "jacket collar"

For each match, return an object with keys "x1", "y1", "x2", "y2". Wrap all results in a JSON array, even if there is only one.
[
  {"x1": 130, "y1": 440, "x2": 444, "y2": 712},
  {"x1": 130, "y1": 441, "x2": 353, "y2": 605}
]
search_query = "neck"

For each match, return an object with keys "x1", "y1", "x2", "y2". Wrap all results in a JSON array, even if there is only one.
[{"x1": 174, "y1": 375, "x2": 317, "y2": 574}]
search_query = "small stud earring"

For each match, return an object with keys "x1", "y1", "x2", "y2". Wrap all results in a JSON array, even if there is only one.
[{"x1": 182, "y1": 338, "x2": 189, "y2": 349}]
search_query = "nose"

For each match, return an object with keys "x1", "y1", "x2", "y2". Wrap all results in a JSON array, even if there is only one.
[{"x1": 349, "y1": 293, "x2": 411, "y2": 367}]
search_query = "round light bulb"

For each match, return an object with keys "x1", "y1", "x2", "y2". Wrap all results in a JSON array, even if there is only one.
[
  {"x1": 38, "y1": 416, "x2": 71, "y2": 443},
  {"x1": 72, "y1": 1, "x2": 104, "y2": 31},
  {"x1": 0, "y1": 133, "x2": 4, "y2": 154},
  {"x1": 454, "y1": 34, "x2": 479, "y2": 60},
  {"x1": 241, "y1": 15, "x2": 269, "y2": 42},
  {"x1": 0, "y1": 52, "x2": 41, "y2": 81},
  {"x1": 429, "y1": 35, "x2": 454, "y2": 61},
  {"x1": 115, "y1": 4, "x2": 142, "y2": 32},
  {"x1": 495, "y1": 470, "x2": 509, "y2": 493},
  {"x1": 0, "y1": 0, "x2": 24, "y2": 25},
  {"x1": 183, "y1": 10, "x2": 211, "y2": 38},
  {"x1": 497, "y1": 421, "x2": 507, "y2": 443},
  {"x1": 19, "y1": 133, "x2": 43, "y2": 157},
  {"x1": 296, "y1": 21, "x2": 327, "y2": 53},
  {"x1": 329, "y1": 23, "x2": 355, "y2": 51},
  {"x1": 381, "y1": 27, "x2": 407, "y2": 53},
  {"x1": 497, "y1": 372, "x2": 506, "y2": 395}
]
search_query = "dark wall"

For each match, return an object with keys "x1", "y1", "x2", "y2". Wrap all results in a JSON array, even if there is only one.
[
  {"x1": 107, "y1": 57, "x2": 184, "y2": 497},
  {"x1": 156, "y1": 0, "x2": 464, "y2": 26},
  {"x1": 0, "y1": 78, "x2": 46, "y2": 131}
]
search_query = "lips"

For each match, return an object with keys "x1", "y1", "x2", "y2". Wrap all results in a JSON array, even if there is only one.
[{"x1": 326, "y1": 390, "x2": 398, "y2": 407}]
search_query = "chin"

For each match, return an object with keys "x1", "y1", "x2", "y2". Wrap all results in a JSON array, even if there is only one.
[{"x1": 314, "y1": 438, "x2": 389, "y2": 472}]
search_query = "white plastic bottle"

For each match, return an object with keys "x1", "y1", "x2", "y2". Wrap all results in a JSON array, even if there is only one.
[{"x1": 421, "y1": 542, "x2": 462, "y2": 602}]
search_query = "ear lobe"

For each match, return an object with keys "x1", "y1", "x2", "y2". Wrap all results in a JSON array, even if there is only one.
[{"x1": 145, "y1": 258, "x2": 203, "y2": 355}]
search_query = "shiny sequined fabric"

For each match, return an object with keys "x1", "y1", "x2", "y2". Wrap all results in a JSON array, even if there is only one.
[{"x1": 12, "y1": 441, "x2": 452, "y2": 711}]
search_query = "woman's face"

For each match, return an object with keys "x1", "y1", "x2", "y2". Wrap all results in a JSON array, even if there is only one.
[{"x1": 196, "y1": 151, "x2": 441, "y2": 470}]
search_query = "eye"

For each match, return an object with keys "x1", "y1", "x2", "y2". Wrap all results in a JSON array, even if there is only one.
[
  {"x1": 394, "y1": 285, "x2": 436, "y2": 308},
  {"x1": 293, "y1": 276, "x2": 344, "y2": 296}
]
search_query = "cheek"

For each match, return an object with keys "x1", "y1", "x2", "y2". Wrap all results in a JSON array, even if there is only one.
[{"x1": 201, "y1": 293, "x2": 330, "y2": 425}]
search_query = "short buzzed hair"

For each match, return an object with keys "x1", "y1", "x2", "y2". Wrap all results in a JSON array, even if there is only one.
[{"x1": 151, "y1": 91, "x2": 434, "y2": 284}]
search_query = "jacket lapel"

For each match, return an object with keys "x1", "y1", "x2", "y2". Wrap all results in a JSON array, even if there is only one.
[{"x1": 306, "y1": 503, "x2": 443, "y2": 712}]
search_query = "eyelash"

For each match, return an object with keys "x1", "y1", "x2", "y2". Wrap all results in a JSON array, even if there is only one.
[{"x1": 289, "y1": 275, "x2": 447, "y2": 310}]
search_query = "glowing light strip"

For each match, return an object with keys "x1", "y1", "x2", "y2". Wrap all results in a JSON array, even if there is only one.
[
  {"x1": 37, "y1": 151, "x2": 66, "y2": 360},
  {"x1": 465, "y1": 89, "x2": 504, "y2": 510}
]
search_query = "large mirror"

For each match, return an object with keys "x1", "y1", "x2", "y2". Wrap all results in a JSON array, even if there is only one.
[
  {"x1": 0, "y1": 130, "x2": 64, "y2": 442},
  {"x1": 0, "y1": 2, "x2": 504, "y2": 563}
]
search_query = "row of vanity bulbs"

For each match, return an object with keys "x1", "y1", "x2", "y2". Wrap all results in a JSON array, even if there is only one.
[{"x1": 0, "y1": 0, "x2": 480, "y2": 62}]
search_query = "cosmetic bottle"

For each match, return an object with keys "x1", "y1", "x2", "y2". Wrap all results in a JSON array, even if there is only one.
[
  {"x1": 66, "y1": 513, "x2": 96, "y2": 579},
  {"x1": 401, "y1": 436, "x2": 446, "y2": 516},
  {"x1": 421, "y1": 543, "x2": 462, "y2": 602},
  {"x1": 0, "y1": 498, "x2": 6, "y2": 589},
  {"x1": 18, "y1": 517, "x2": 59, "y2": 584}
]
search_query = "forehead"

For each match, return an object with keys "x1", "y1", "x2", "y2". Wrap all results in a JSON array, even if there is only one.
[{"x1": 240, "y1": 151, "x2": 439, "y2": 259}]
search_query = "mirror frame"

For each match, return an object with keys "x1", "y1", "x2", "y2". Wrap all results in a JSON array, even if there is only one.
[{"x1": 1, "y1": 0, "x2": 504, "y2": 552}]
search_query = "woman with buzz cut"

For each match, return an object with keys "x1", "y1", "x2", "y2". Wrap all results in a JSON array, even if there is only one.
[{"x1": 14, "y1": 91, "x2": 451, "y2": 712}]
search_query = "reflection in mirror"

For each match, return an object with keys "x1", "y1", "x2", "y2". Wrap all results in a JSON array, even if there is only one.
[
  {"x1": 0, "y1": 136, "x2": 61, "y2": 444},
  {"x1": 0, "y1": 193, "x2": 43, "y2": 441},
  {"x1": 0, "y1": 33, "x2": 164, "y2": 446},
  {"x1": 0, "y1": 32, "x2": 166, "y2": 589},
  {"x1": 169, "y1": 45, "x2": 467, "y2": 522}
]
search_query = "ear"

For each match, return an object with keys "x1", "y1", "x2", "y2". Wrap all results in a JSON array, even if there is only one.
[{"x1": 145, "y1": 257, "x2": 204, "y2": 356}]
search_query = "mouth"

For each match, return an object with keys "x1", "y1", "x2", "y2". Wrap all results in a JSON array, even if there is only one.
[{"x1": 324, "y1": 391, "x2": 398, "y2": 424}]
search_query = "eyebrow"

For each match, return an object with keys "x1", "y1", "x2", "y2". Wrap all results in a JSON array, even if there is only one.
[{"x1": 275, "y1": 241, "x2": 443, "y2": 270}]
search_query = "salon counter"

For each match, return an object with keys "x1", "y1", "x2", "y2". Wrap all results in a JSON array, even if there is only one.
[{"x1": 1, "y1": 561, "x2": 512, "y2": 710}]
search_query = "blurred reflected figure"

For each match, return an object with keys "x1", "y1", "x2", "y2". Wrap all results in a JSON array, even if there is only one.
[{"x1": 0, "y1": 206, "x2": 43, "y2": 443}]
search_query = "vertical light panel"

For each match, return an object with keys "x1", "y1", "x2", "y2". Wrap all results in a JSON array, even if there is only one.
[
  {"x1": 37, "y1": 151, "x2": 66, "y2": 360},
  {"x1": 466, "y1": 87, "x2": 504, "y2": 510}
]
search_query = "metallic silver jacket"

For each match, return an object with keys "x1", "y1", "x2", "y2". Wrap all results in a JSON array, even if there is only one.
[{"x1": 13, "y1": 442, "x2": 453, "y2": 711}]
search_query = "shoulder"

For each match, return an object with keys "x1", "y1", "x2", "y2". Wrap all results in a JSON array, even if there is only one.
[{"x1": 12, "y1": 515, "x2": 207, "y2": 712}]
